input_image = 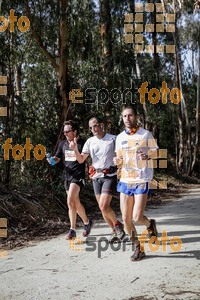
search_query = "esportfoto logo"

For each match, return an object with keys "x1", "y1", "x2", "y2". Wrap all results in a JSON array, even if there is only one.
[{"x1": 67, "y1": 230, "x2": 182, "y2": 258}]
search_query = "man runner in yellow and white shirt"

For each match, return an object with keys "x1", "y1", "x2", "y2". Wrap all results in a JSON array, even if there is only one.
[{"x1": 115, "y1": 106, "x2": 158, "y2": 261}]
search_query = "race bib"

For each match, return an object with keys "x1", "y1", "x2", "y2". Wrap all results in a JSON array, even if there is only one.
[{"x1": 65, "y1": 149, "x2": 76, "y2": 161}]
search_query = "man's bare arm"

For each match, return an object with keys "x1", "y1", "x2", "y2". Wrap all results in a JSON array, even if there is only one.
[{"x1": 69, "y1": 138, "x2": 89, "y2": 163}]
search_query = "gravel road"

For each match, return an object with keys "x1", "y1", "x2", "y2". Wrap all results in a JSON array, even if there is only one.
[{"x1": 0, "y1": 186, "x2": 200, "y2": 300}]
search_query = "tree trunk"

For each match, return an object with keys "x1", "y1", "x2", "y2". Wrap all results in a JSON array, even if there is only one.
[
  {"x1": 175, "y1": 47, "x2": 184, "y2": 172},
  {"x1": 25, "y1": 0, "x2": 70, "y2": 126},
  {"x1": 15, "y1": 65, "x2": 22, "y2": 98},
  {"x1": 191, "y1": 40, "x2": 200, "y2": 172},
  {"x1": 128, "y1": 0, "x2": 150, "y2": 129},
  {"x1": 176, "y1": 57, "x2": 192, "y2": 174},
  {"x1": 173, "y1": 1, "x2": 191, "y2": 174},
  {"x1": 15, "y1": 64, "x2": 26, "y2": 178},
  {"x1": 99, "y1": 0, "x2": 113, "y2": 114},
  {"x1": 3, "y1": 36, "x2": 15, "y2": 185},
  {"x1": 58, "y1": 0, "x2": 71, "y2": 125},
  {"x1": 152, "y1": 0, "x2": 160, "y2": 71}
]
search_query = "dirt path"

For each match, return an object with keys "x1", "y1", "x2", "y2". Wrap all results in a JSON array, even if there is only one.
[{"x1": 0, "y1": 186, "x2": 200, "y2": 300}]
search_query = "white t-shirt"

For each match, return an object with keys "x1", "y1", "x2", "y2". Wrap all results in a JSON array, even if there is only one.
[
  {"x1": 82, "y1": 133, "x2": 116, "y2": 177},
  {"x1": 115, "y1": 128, "x2": 158, "y2": 183}
]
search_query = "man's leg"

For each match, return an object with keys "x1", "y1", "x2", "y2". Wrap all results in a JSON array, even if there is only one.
[
  {"x1": 67, "y1": 182, "x2": 89, "y2": 226},
  {"x1": 132, "y1": 193, "x2": 150, "y2": 227},
  {"x1": 67, "y1": 183, "x2": 80, "y2": 230},
  {"x1": 133, "y1": 192, "x2": 158, "y2": 239},
  {"x1": 120, "y1": 192, "x2": 145, "y2": 261},
  {"x1": 93, "y1": 178, "x2": 115, "y2": 228},
  {"x1": 120, "y1": 193, "x2": 136, "y2": 237},
  {"x1": 98, "y1": 193, "x2": 125, "y2": 241},
  {"x1": 96, "y1": 194, "x2": 114, "y2": 229},
  {"x1": 67, "y1": 182, "x2": 93, "y2": 237},
  {"x1": 65, "y1": 181, "x2": 77, "y2": 239},
  {"x1": 70, "y1": 184, "x2": 89, "y2": 224},
  {"x1": 94, "y1": 177, "x2": 125, "y2": 240},
  {"x1": 99, "y1": 176, "x2": 121, "y2": 226}
]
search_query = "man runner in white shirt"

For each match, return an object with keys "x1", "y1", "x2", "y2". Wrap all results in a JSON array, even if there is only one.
[
  {"x1": 115, "y1": 106, "x2": 158, "y2": 261},
  {"x1": 70, "y1": 116, "x2": 125, "y2": 242}
]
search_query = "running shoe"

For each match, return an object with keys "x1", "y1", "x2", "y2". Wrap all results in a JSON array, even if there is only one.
[
  {"x1": 130, "y1": 245, "x2": 146, "y2": 261},
  {"x1": 66, "y1": 229, "x2": 76, "y2": 240},
  {"x1": 114, "y1": 222, "x2": 125, "y2": 240},
  {"x1": 83, "y1": 219, "x2": 94, "y2": 237},
  {"x1": 109, "y1": 230, "x2": 119, "y2": 243},
  {"x1": 147, "y1": 219, "x2": 158, "y2": 239}
]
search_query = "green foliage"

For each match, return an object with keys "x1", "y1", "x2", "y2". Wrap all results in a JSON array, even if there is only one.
[{"x1": 0, "y1": 0, "x2": 199, "y2": 186}]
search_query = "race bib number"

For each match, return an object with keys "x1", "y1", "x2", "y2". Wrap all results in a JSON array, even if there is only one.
[{"x1": 65, "y1": 149, "x2": 76, "y2": 161}]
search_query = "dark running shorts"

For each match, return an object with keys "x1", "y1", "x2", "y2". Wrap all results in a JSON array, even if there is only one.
[
  {"x1": 92, "y1": 175, "x2": 117, "y2": 196},
  {"x1": 64, "y1": 178, "x2": 85, "y2": 192}
]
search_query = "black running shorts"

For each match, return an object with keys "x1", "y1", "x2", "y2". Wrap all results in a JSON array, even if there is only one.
[
  {"x1": 64, "y1": 178, "x2": 85, "y2": 192},
  {"x1": 92, "y1": 175, "x2": 117, "y2": 196}
]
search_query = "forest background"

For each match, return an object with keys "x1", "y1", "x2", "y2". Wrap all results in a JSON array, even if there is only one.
[{"x1": 0, "y1": 0, "x2": 199, "y2": 247}]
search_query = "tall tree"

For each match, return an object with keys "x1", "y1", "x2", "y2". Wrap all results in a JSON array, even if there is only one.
[
  {"x1": 99, "y1": 0, "x2": 113, "y2": 113},
  {"x1": 25, "y1": 0, "x2": 70, "y2": 126}
]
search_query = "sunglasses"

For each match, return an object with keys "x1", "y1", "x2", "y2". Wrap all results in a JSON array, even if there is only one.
[
  {"x1": 89, "y1": 124, "x2": 100, "y2": 130},
  {"x1": 63, "y1": 130, "x2": 73, "y2": 134}
]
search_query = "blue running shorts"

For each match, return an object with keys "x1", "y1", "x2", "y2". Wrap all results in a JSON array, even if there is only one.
[{"x1": 117, "y1": 181, "x2": 150, "y2": 196}]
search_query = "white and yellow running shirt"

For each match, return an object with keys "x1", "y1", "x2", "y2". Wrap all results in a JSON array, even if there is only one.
[{"x1": 115, "y1": 128, "x2": 158, "y2": 184}]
